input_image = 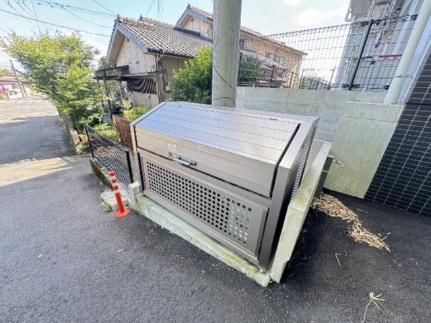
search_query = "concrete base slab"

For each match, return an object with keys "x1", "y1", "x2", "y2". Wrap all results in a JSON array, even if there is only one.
[
  {"x1": 100, "y1": 189, "x2": 129, "y2": 212},
  {"x1": 100, "y1": 189, "x2": 271, "y2": 286},
  {"x1": 137, "y1": 195, "x2": 272, "y2": 286}
]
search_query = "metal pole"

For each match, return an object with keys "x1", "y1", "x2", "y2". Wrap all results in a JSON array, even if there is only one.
[
  {"x1": 327, "y1": 67, "x2": 335, "y2": 90},
  {"x1": 238, "y1": 52, "x2": 242, "y2": 85},
  {"x1": 85, "y1": 125, "x2": 95, "y2": 158},
  {"x1": 211, "y1": 0, "x2": 242, "y2": 107},
  {"x1": 10, "y1": 59, "x2": 25, "y2": 97},
  {"x1": 97, "y1": 79, "x2": 106, "y2": 113},
  {"x1": 126, "y1": 151, "x2": 134, "y2": 183},
  {"x1": 384, "y1": 0, "x2": 431, "y2": 104},
  {"x1": 270, "y1": 65, "x2": 275, "y2": 87},
  {"x1": 137, "y1": 152, "x2": 145, "y2": 190},
  {"x1": 348, "y1": 19, "x2": 374, "y2": 90},
  {"x1": 103, "y1": 75, "x2": 112, "y2": 119}
]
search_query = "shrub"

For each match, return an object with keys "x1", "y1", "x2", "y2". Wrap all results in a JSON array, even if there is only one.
[
  {"x1": 123, "y1": 105, "x2": 151, "y2": 122},
  {"x1": 238, "y1": 55, "x2": 263, "y2": 85},
  {"x1": 92, "y1": 123, "x2": 119, "y2": 141},
  {"x1": 171, "y1": 47, "x2": 265, "y2": 103},
  {"x1": 171, "y1": 47, "x2": 212, "y2": 104}
]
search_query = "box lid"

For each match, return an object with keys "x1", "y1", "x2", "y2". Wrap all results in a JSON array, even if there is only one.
[{"x1": 134, "y1": 102, "x2": 302, "y2": 197}]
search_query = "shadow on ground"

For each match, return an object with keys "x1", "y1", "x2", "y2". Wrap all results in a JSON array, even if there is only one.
[
  {"x1": 1, "y1": 156, "x2": 430, "y2": 322},
  {"x1": 0, "y1": 114, "x2": 73, "y2": 164}
]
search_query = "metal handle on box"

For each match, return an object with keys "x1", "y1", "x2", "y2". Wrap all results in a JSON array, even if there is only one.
[{"x1": 173, "y1": 155, "x2": 196, "y2": 167}]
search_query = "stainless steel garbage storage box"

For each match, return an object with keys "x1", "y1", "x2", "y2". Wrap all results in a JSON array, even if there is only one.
[{"x1": 133, "y1": 102, "x2": 318, "y2": 268}]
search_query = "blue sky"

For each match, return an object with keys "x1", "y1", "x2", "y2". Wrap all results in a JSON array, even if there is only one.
[{"x1": 0, "y1": 0, "x2": 349, "y2": 70}]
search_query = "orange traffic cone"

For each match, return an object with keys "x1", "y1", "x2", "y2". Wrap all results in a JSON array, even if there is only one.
[{"x1": 108, "y1": 171, "x2": 129, "y2": 219}]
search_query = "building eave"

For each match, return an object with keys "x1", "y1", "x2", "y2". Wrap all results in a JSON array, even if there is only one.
[
  {"x1": 147, "y1": 48, "x2": 196, "y2": 59},
  {"x1": 175, "y1": 5, "x2": 306, "y2": 57},
  {"x1": 176, "y1": 4, "x2": 212, "y2": 27},
  {"x1": 107, "y1": 22, "x2": 150, "y2": 64}
]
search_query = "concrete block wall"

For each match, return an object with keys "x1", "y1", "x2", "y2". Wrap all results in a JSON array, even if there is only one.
[{"x1": 236, "y1": 87, "x2": 404, "y2": 198}]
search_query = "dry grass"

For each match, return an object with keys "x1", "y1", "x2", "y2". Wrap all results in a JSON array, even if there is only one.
[
  {"x1": 361, "y1": 292, "x2": 386, "y2": 323},
  {"x1": 312, "y1": 194, "x2": 390, "y2": 252},
  {"x1": 312, "y1": 194, "x2": 358, "y2": 223},
  {"x1": 349, "y1": 222, "x2": 390, "y2": 252}
]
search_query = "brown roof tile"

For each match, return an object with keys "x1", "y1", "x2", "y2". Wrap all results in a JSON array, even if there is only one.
[{"x1": 118, "y1": 17, "x2": 211, "y2": 58}]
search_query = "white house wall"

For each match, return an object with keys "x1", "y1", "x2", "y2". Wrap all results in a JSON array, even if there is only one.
[
  {"x1": 116, "y1": 37, "x2": 156, "y2": 74},
  {"x1": 115, "y1": 37, "x2": 159, "y2": 107},
  {"x1": 183, "y1": 17, "x2": 212, "y2": 38},
  {"x1": 128, "y1": 91, "x2": 159, "y2": 107},
  {"x1": 160, "y1": 56, "x2": 187, "y2": 84}
]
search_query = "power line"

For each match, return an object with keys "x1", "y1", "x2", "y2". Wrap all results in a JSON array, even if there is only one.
[
  {"x1": 5, "y1": 0, "x2": 20, "y2": 14},
  {"x1": 0, "y1": 8, "x2": 110, "y2": 36},
  {"x1": 26, "y1": 0, "x2": 45, "y2": 32},
  {"x1": 60, "y1": 7, "x2": 112, "y2": 29},
  {"x1": 157, "y1": 0, "x2": 163, "y2": 19},
  {"x1": 145, "y1": 0, "x2": 156, "y2": 16},
  {"x1": 28, "y1": 0, "x2": 115, "y2": 18},
  {"x1": 4, "y1": 0, "x2": 42, "y2": 31},
  {"x1": 91, "y1": 0, "x2": 115, "y2": 15},
  {"x1": 24, "y1": 0, "x2": 41, "y2": 20},
  {"x1": 16, "y1": 0, "x2": 34, "y2": 17}
]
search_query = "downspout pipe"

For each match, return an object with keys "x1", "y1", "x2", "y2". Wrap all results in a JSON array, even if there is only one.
[
  {"x1": 384, "y1": 0, "x2": 431, "y2": 104},
  {"x1": 211, "y1": 0, "x2": 242, "y2": 107}
]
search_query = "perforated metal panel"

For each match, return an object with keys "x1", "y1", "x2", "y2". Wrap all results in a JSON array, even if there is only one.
[{"x1": 143, "y1": 157, "x2": 268, "y2": 258}]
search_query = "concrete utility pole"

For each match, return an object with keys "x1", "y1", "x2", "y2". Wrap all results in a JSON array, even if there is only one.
[
  {"x1": 211, "y1": 0, "x2": 242, "y2": 107},
  {"x1": 384, "y1": 0, "x2": 431, "y2": 104}
]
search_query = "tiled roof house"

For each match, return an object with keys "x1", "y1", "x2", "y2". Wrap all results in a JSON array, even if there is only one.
[{"x1": 102, "y1": 4, "x2": 305, "y2": 106}]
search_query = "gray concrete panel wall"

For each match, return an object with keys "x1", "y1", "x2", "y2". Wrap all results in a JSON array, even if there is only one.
[{"x1": 236, "y1": 87, "x2": 403, "y2": 198}]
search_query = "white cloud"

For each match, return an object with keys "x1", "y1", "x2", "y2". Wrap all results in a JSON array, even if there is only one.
[
  {"x1": 290, "y1": 5, "x2": 348, "y2": 29},
  {"x1": 284, "y1": 0, "x2": 303, "y2": 7}
]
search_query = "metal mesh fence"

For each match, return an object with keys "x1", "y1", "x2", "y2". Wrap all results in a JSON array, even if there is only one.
[
  {"x1": 347, "y1": 15, "x2": 416, "y2": 90},
  {"x1": 237, "y1": 14, "x2": 417, "y2": 91},
  {"x1": 85, "y1": 125, "x2": 134, "y2": 185}
]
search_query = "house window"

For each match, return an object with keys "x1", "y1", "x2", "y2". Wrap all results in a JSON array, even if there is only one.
[
  {"x1": 239, "y1": 38, "x2": 245, "y2": 50},
  {"x1": 265, "y1": 53, "x2": 286, "y2": 65}
]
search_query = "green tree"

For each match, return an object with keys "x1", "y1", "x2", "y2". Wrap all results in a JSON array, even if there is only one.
[
  {"x1": 238, "y1": 55, "x2": 263, "y2": 85},
  {"x1": 2, "y1": 33, "x2": 102, "y2": 131},
  {"x1": 171, "y1": 47, "x2": 212, "y2": 104},
  {"x1": 0, "y1": 68, "x2": 13, "y2": 77},
  {"x1": 171, "y1": 47, "x2": 264, "y2": 103}
]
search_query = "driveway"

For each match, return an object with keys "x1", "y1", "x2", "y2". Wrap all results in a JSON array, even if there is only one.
[{"x1": 0, "y1": 97, "x2": 430, "y2": 322}]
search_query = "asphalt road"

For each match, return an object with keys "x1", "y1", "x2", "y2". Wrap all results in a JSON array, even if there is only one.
[
  {"x1": 0, "y1": 98, "x2": 73, "y2": 164},
  {"x1": 0, "y1": 97, "x2": 430, "y2": 322}
]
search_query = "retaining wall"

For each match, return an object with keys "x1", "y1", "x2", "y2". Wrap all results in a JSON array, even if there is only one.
[{"x1": 237, "y1": 87, "x2": 404, "y2": 198}]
